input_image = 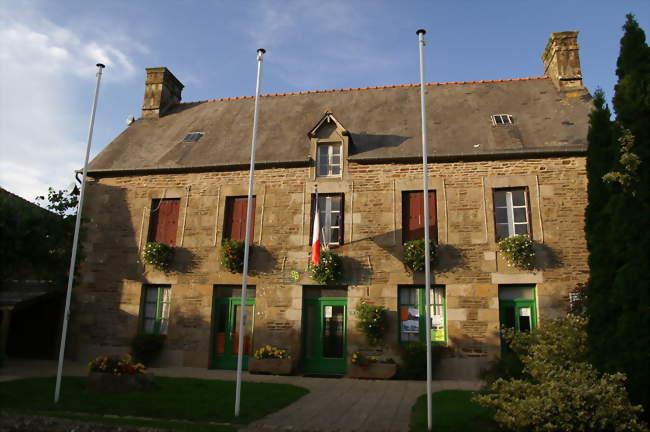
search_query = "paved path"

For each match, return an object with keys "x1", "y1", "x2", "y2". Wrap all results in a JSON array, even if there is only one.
[{"x1": 1, "y1": 359, "x2": 481, "y2": 431}]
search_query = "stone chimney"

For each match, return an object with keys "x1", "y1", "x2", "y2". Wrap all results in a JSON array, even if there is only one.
[
  {"x1": 141, "y1": 67, "x2": 184, "y2": 119},
  {"x1": 542, "y1": 31, "x2": 583, "y2": 91}
]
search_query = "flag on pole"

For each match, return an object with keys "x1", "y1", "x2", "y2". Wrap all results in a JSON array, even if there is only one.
[{"x1": 311, "y1": 198, "x2": 320, "y2": 266}]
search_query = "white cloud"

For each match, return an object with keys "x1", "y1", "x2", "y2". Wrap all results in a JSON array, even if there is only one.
[{"x1": 0, "y1": 9, "x2": 144, "y2": 202}]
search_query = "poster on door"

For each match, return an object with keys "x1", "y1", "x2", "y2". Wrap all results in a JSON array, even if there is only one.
[
  {"x1": 431, "y1": 313, "x2": 445, "y2": 342},
  {"x1": 400, "y1": 307, "x2": 419, "y2": 333}
]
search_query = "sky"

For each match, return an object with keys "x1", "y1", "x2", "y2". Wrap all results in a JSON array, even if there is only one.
[{"x1": 0, "y1": 0, "x2": 648, "y2": 202}]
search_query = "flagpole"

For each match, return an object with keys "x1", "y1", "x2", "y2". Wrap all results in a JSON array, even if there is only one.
[
  {"x1": 54, "y1": 63, "x2": 105, "y2": 403},
  {"x1": 416, "y1": 29, "x2": 433, "y2": 431},
  {"x1": 235, "y1": 48, "x2": 265, "y2": 417}
]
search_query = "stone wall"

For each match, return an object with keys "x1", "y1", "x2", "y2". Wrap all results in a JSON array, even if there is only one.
[{"x1": 71, "y1": 156, "x2": 588, "y2": 377}]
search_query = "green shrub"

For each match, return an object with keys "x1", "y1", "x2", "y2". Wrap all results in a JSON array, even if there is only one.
[
  {"x1": 403, "y1": 239, "x2": 437, "y2": 272},
  {"x1": 308, "y1": 251, "x2": 342, "y2": 284},
  {"x1": 130, "y1": 333, "x2": 165, "y2": 366},
  {"x1": 474, "y1": 315, "x2": 647, "y2": 431},
  {"x1": 220, "y1": 238, "x2": 245, "y2": 273},
  {"x1": 398, "y1": 342, "x2": 446, "y2": 380},
  {"x1": 478, "y1": 350, "x2": 524, "y2": 387},
  {"x1": 143, "y1": 242, "x2": 174, "y2": 272},
  {"x1": 355, "y1": 301, "x2": 388, "y2": 345},
  {"x1": 497, "y1": 235, "x2": 534, "y2": 270}
]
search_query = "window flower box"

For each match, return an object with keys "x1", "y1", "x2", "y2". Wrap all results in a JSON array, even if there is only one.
[{"x1": 349, "y1": 363, "x2": 397, "y2": 380}]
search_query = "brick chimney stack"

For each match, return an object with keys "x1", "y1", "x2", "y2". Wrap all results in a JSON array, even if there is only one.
[
  {"x1": 542, "y1": 31, "x2": 584, "y2": 91},
  {"x1": 142, "y1": 67, "x2": 184, "y2": 119}
]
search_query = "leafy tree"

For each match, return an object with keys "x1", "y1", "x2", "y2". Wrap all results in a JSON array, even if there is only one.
[
  {"x1": 0, "y1": 187, "x2": 78, "y2": 286},
  {"x1": 475, "y1": 316, "x2": 646, "y2": 431},
  {"x1": 585, "y1": 14, "x2": 650, "y2": 413}
]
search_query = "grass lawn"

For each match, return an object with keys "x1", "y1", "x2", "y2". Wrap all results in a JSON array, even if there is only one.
[
  {"x1": 0, "y1": 376, "x2": 308, "y2": 430},
  {"x1": 410, "y1": 390, "x2": 498, "y2": 432}
]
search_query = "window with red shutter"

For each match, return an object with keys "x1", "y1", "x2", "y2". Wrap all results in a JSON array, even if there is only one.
[
  {"x1": 148, "y1": 199, "x2": 180, "y2": 246},
  {"x1": 402, "y1": 191, "x2": 437, "y2": 243},
  {"x1": 224, "y1": 196, "x2": 256, "y2": 243}
]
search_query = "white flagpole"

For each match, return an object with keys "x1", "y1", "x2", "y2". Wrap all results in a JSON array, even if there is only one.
[
  {"x1": 55, "y1": 63, "x2": 105, "y2": 403},
  {"x1": 416, "y1": 29, "x2": 434, "y2": 431},
  {"x1": 235, "y1": 48, "x2": 265, "y2": 417}
]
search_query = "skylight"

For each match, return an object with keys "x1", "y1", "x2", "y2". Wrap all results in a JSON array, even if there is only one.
[
  {"x1": 182, "y1": 132, "x2": 204, "y2": 142},
  {"x1": 491, "y1": 114, "x2": 513, "y2": 126}
]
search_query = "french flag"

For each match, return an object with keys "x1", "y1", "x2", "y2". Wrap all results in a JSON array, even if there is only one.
[{"x1": 311, "y1": 199, "x2": 320, "y2": 266}]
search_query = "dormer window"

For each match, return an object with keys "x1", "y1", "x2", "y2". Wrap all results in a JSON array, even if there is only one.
[
  {"x1": 316, "y1": 143, "x2": 342, "y2": 177},
  {"x1": 491, "y1": 114, "x2": 513, "y2": 126}
]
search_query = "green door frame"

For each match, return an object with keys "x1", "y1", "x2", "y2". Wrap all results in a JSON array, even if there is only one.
[
  {"x1": 210, "y1": 296, "x2": 255, "y2": 370},
  {"x1": 499, "y1": 297, "x2": 537, "y2": 353},
  {"x1": 301, "y1": 297, "x2": 347, "y2": 374}
]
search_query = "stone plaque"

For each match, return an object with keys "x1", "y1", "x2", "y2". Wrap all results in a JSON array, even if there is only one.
[{"x1": 458, "y1": 296, "x2": 489, "y2": 309}]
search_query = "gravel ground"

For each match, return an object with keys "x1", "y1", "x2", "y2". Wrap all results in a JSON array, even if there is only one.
[{"x1": 0, "y1": 412, "x2": 165, "y2": 432}]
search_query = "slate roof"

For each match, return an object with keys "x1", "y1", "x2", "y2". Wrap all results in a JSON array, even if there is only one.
[{"x1": 87, "y1": 76, "x2": 592, "y2": 174}]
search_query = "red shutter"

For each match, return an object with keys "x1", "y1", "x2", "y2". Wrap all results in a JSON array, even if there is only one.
[
  {"x1": 225, "y1": 197, "x2": 255, "y2": 243},
  {"x1": 403, "y1": 191, "x2": 436, "y2": 243},
  {"x1": 148, "y1": 199, "x2": 180, "y2": 246}
]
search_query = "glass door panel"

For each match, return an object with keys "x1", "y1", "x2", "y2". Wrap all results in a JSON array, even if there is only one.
[
  {"x1": 212, "y1": 297, "x2": 255, "y2": 370},
  {"x1": 323, "y1": 305, "x2": 344, "y2": 358},
  {"x1": 301, "y1": 298, "x2": 347, "y2": 374}
]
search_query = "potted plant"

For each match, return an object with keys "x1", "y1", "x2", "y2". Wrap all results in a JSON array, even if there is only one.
[
  {"x1": 220, "y1": 238, "x2": 246, "y2": 273},
  {"x1": 355, "y1": 301, "x2": 388, "y2": 346},
  {"x1": 349, "y1": 352, "x2": 397, "y2": 379},
  {"x1": 497, "y1": 235, "x2": 535, "y2": 270},
  {"x1": 249, "y1": 345, "x2": 293, "y2": 375},
  {"x1": 403, "y1": 239, "x2": 437, "y2": 272},
  {"x1": 308, "y1": 250, "x2": 342, "y2": 284},
  {"x1": 86, "y1": 355, "x2": 155, "y2": 392},
  {"x1": 143, "y1": 242, "x2": 173, "y2": 272}
]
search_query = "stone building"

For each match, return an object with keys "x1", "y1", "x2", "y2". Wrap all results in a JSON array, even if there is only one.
[{"x1": 71, "y1": 31, "x2": 592, "y2": 378}]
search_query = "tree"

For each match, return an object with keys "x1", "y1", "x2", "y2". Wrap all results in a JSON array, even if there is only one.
[
  {"x1": 585, "y1": 14, "x2": 650, "y2": 414},
  {"x1": 475, "y1": 316, "x2": 646, "y2": 431}
]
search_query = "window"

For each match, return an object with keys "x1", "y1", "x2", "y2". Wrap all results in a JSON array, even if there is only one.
[
  {"x1": 141, "y1": 285, "x2": 171, "y2": 335},
  {"x1": 491, "y1": 114, "x2": 513, "y2": 125},
  {"x1": 316, "y1": 143, "x2": 342, "y2": 177},
  {"x1": 402, "y1": 191, "x2": 437, "y2": 243},
  {"x1": 148, "y1": 198, "x2": 180, "y2": 246},
  {"x1": 398, "y1": 286, "x2": 446, "y2": 344},
  {"x1": 224, "y1": 196, "x2": 256, "y2": 242},
  {"x1": 182, "y1": 132, "x2": 204, "y2": 142},
  {"x1": 494, "y1": 188, "x2": 530, "y2": 240},
  {"x1": 310, "y1": 194, "x2": 343, "y2": 246}
]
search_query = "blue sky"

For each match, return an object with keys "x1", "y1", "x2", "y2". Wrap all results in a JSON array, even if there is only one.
[{"x1": 1, "y1": 0, "x2": 648, "y2": 201}]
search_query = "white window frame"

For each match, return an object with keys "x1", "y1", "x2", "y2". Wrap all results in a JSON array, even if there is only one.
[
  {"x1": 317, "y1": 194, "x2": 342, "y2": 246},
  {"x1": 495, "y1": 188, "x2": 530, "y2": 240},
  {"x1": 142, "y1": 285, "x2": 171, "y2": 335},
  {"x1": 491, "y1": 114, "x2": 513, "y2": 126},
  {"x1": 316, "y1": 143, "x2": 342, "y2": 178}
]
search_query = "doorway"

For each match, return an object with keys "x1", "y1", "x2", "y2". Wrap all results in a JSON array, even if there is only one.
[
  {"x1": 211, "y1": 286, "x2": 255, "y2": 370},
  {"x1": 301, "y1": 287, "x2": 347, "y2": 374},
  {"x1": 498, "y1": 284, "x2": 537, "y2": 351}
]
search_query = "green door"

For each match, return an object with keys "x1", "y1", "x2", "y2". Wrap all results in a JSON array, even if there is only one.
[
  {"x1": 499, "y1": 298, "x2": 537, "y2": 352},
  {"x1": 212, "y1": 297, "x2": 255, "y2": 370},
  {"x1": 302, "y1": 298, "x2": 347, "y2": 374}
]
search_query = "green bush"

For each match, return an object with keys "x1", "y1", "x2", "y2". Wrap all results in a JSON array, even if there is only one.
[
  {"x1": 403, "y1": 239, "x2": 437, "y2": 272},
  {"x1": 474, "y1": 315, "x2": 647, "y2": 431},
  {"x1": 478, "y1": 350, "x2": 524, "y2": 387},
  {"x1": 220, "y1": 238, "x2": 245, "y2": 273},
  {"x1": 308, "y1": 251, "x2": 342, "y2": 284},
  {"x1": 143, "y1": 242, "x2": 174, "y2": 272},
  {"x1": 130, "y1": 333, "x2": 165, "y2": 366},
  {"x1": 497, "y1": 235, "x2": 534, "y2": 270},
  {"x1": 355, "y1": 301, "x2": 388, "y2": 345},
  {"x1": 398, "y1": 342, "x2": 446, "y2": 380}
]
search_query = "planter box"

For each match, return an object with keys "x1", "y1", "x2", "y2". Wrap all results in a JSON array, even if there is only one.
[
  {"x1": 349, "y1": 363, "x2": 397, "y2": 380},
  {"x1": 248, "y1": 358, "x2": 293, "y2": 375},
  {"x1": 87, "y1": 372, "x2": 156, "y2": 393}
]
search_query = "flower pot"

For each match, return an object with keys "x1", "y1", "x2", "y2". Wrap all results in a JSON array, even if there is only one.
[
  {"x1": 349, "y1": 363, "x2": 397, "y2": 380},
  {"x1": 86, "y1": 371, "x2": 156, "y2": 393},
  {"x1": 248, "y1": 358, "x2": 293, "y2": 375}
]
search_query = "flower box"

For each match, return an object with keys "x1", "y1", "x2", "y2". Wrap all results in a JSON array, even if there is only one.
[
  {"x1": 349, "y1": 363, "x2": 397, "y2": 380},
  {"x1": 86, "y1": 371, "x2": 156, "y2": 393},
  {"x1": 248, "y1": 358, "x2": 293, "y2": 375}
]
